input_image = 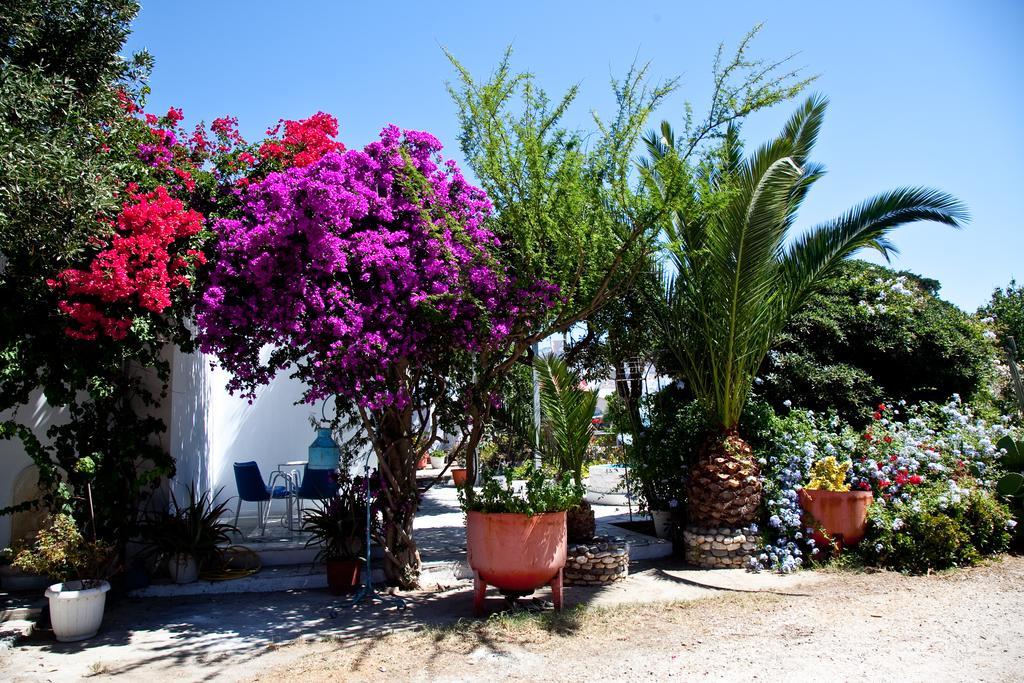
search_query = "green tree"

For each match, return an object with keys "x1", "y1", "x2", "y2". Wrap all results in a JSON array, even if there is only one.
[
  {"x1": 445, "y1": 26, "x2": 814, "y2": 490},
  {"x1": 655, "y1": 95, "x2": 967, "y2": 530},
  {"x1": 759, "y1": 260, "x2": 993, "y2": 424},
  {"x1": 0, "y1": 1, "x2": 190, "y2": 554}
]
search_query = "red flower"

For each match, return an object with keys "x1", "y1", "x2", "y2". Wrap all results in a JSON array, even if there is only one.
[
  {"x1": 166, "y1": 107, "x2": 184, "y2": 125},
  {"x1": 909, "y1": 475, "x2": 923, "y2": 485},
  {"x1": 51, "y1": 186, "x2": 204, "y2": 340},
  {"x1": 872, "y1": 411, "x2": 882, "y2": 420},
  {"x1": 883, "y1": 436, "x2": 893, "y2": 444},
  {"x1": 879, "y1": 479, "x2": 891, "y2": 488},
  {"x1": 863, "y1": 432, "x2": 873, "y2": 441},
  {"x1": 878, "y1": 403, "x2": 887, "y2": 411},
  {"x1": 258, "y1": 112, "x2": 345, "y2": 168}
]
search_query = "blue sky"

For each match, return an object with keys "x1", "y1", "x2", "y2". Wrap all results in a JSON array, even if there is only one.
[{"x1": 125, "y1": 1, "x2": 1023, "y2": 311}]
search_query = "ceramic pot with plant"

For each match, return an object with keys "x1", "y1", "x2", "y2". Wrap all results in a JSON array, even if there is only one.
[
  {"x1": 303, "y1": 474, "x2": 368, "y2": 594},
  {"x1": 463, "y1": 467, "x2": 583, "y2": 615},
  {"x1": 140, "y1": 485, "x2": 238, "y2": 584},
  {"x1": 9, "y1": 514, "x2": 114, "y2": 642},
  {"x1": 798, "y1": 456, "x2": 873, "y2": 550},
  {"x1": 429, "y1": 449, "x2": 447, "y2": 470}
]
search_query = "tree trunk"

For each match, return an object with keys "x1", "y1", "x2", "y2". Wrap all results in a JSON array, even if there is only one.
[{"x1": 376, "y1": 403, "x2": 421, "y2": 589}]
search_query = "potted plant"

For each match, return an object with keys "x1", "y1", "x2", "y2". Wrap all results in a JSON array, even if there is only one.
[
  {"x1": 10, "y1": 514, "x2": 114, "y2": 642},
  {"x1": 302, "y1": 474, "x2": 368, "y2": 594},
  {"x1": 462, "y1": 466, "x2": 582, "y2": 615},
  {"x1": 451, "y1": 450, "x2": 469, "y2": 487},
  {"x1": 798, "y1": 456, "x2": 873, "y2": 550},
  {"x1": 429, "y1": 449, "x2": 447, "y2": 470},
  {"x1": 139, "y1": 485, "x2": 237, "y2": 584}
]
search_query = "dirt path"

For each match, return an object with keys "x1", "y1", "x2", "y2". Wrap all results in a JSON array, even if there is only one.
[{"x1": 254, "y1": 556, "x2": 1024, "y2": 682}]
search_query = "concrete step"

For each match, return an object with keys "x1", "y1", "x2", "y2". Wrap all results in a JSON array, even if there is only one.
[{"x1": 126, "y1": 557, "x2": 472, "y2": 598}]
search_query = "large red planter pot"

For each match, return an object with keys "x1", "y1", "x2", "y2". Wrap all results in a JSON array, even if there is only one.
[
  {"x1": 416, "y1": 454, "x2": 430, "y2": 470},
  {"x1": 466, "y1": 510, "x2": 567, "y2": 616},
  {"x1": 326, "y1": 559, "x2": 361, "y2": 594},
  {"x1": 798, "y1": 488, "x2": 874, "y2": 549}
]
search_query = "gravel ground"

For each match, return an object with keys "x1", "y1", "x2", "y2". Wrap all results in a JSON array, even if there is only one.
[
  {"x1": 3, "y1": 555, "x2": 1021, "y2": 682},
  {"x1": 253, "y1": 555, "x2": 1024, "y2": 683}
]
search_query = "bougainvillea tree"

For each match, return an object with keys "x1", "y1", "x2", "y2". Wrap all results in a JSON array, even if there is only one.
[{"x1": 195, "y1": 125, "x2": 553, "y2": 586}]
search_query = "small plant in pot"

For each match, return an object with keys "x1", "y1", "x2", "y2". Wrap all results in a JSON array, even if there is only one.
[
  {"x1": 798, "y1": 456, "x2": 873, "y2": 552},
  {"x1": 461, "y1": 466, "x2": 583, "y2": 615},
  {"x1": 10, "y1": 514, "x2": 114, "y2": 642},
  {"x1": 139, "y1": 485, "x2": 237, "y2": 584},
  {"x1": 428, "y1": 448, "x2": 447, "y2": 470},
  {"x1": 450, "y1": 451, "x2": 469, "y2": 487},
  {"x1": 303, "y1": 474, "x2": 368, "y2": 594}
]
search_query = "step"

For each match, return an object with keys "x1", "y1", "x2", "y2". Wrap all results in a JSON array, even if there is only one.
[{"x1": 126, "y1": 558, "x2": 472, "y2": 598}]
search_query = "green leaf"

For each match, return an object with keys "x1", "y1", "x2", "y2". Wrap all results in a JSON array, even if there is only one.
[
  {"x1": 997, "y1": 472, "x2": 1024, "y2": 497},
  {"x1": 997, "y1": 435, "x2": 1024, "y2": 470}
]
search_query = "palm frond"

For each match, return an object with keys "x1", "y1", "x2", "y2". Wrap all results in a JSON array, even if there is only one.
[
  {"x1": 780, "y1": 187, "x2": 967, "y2": 312},
  {"x1": 535, "y1": 353, "x2": 597, "y2": 485},
  {"x1": 655, "y1": 95, "x2": 966, "y2": 430}
]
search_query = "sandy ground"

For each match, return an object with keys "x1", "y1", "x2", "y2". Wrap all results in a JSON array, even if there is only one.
[
  {"x1": 254, "y1": 556, "x2": 1024, "y2": 683},
  {"x1": 2, "y1": 555, "x2": 1022, "y2": 682}
]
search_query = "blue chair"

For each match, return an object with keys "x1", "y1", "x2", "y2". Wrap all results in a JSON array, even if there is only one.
[
  {"x1": 295, "y1": 465, "x2": 340, "y2": 519},
  {"x1": 232, "y1": 461, "x2": 292, "y2": 536}
]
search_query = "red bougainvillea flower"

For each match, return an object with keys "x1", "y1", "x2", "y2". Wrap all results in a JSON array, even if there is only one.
[
  {"x1": 50, "y1": 186, "x2": 205, "y2": 340},
  {"x1": 258, "y1": 112, "x2": 346, "y2": 167}
]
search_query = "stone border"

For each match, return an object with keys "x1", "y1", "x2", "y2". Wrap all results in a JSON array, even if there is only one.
[
  {"x1": 683, "y1": 525, "x2": 760, "y2": 569},
  {"x1": 564, "y1": 536, "x2": 629, "y2": 586}
]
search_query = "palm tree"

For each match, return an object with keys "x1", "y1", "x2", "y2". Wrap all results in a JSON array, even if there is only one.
[
  {"x1": 535, "y1": 352, "x2": 598, "y2": 540},
  {"x1": 652, "y1": 95, "x2": 967, "y2": 530}
]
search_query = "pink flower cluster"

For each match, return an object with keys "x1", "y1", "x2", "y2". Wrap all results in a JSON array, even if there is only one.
[
  {"x1": 259, "y1": 112, "x2": 346, "y2": 168},
  {"x1": 50, "y1": 187, "x2": 205, "y2": 340},
  {"x1": 196, "y1": 125, "x2": 554, "y2": 408}
]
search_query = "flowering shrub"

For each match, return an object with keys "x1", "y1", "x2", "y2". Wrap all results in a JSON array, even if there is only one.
[
  {"x1": 49, "y1": 186, "x2": 205, "y2": 340},
  {"x1": 258, "y1": 112, "x2": 346, "y2": 168},
  {"x1": 753, "y1": 396, "x2": 1016, "y2": 573},
  {"x1": 196, "y1": 124, "x2": 555, "y2": 409},
  {"x1": 806, "y1": 456, "x2": 851, "y2": 491},
  {"x1": 860, "y1": 484, "x2": 1011, "y2": 572}
]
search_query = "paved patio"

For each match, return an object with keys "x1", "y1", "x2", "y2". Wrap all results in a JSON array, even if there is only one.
[
  {"x1": 0, "y1": 558, "x2": 822, "y2": 682},
  {"x1": 129, "y1": 469, "x2": 670, "y2": 597}
]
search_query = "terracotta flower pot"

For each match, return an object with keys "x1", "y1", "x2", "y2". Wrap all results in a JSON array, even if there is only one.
[
  {"x1": 417, "y1": 454, "x2": 430, "y2": 470},
  {"x1": 466, "y1": 510, "x2": 566, "y2": 616},
  {"x1": 798, "y1": 488, "x2": 874, "y2": 549},
  {"x1": 326, "y1": 558, "x2": 361, "y2": 594},
  {"x1": 451, "y1": 467, "x2": 468, "y2": 487}
]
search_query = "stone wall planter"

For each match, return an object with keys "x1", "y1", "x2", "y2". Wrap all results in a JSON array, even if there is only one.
[
  {"x1": 564, "y1": 536, "x2": 629, "y2": 586},
  {"x1": 683, "y1": 526, "x2": 760, "y2": 569}
]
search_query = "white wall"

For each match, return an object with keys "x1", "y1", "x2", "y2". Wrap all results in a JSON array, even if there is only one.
[
  {"x1": 0, "y1": 392, "x2": 69, "y2": 549},
  {"x1": 169, "y1": 347, "x2": 369, "y2": 511},
  {"x1": 2, "y1": 345, "x2": 370, "y2": 549}
]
